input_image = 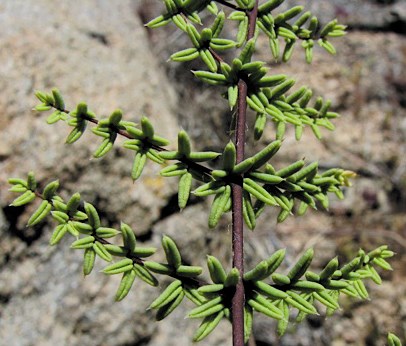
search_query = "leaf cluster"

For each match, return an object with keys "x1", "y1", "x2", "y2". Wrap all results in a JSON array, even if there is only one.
[
  {"x1": 7, "y1": 0, "x2": 400, "y2": 344},
  {"x1": 7, "y1": 173, "x2": 397, "y2": 342},
  {"x1": 33, "y1": 89, "x2": 355, "y2": 231}
]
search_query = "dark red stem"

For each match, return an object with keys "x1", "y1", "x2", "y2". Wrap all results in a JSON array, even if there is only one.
[
  {"x1": 231, "y1": 2, "x2": 259, "y2": 346},
  {"x1": 214, "y1": 0, "x2": 241, "y2": 11}
]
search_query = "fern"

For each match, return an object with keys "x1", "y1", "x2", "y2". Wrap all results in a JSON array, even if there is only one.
[{"x1": 8, "y1": 1, "x2": 401, "y2": 345}]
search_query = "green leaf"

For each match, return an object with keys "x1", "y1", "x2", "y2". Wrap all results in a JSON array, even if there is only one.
[
  {"x1": 388, "y1": 333, "x2": 402, "y2": 346},
  {"x1": 192, "y1": 310, "x2": 224, "y2": 342},
  {"x1": 239, "y1": 38, "x2": 256, "y2": 64},
  {"x1": 42, "y1": 180, "x2": 59, "y2": 200},
  {"x1": 242, "y1": 191, "x2": 256, "y2": 230},
  {"x1": 66, "y1": 193, "x2": 81, "y2": 213},
  {"x1": 243, "y1": 178, "x2": 277, "y2": 206},
  {"x1": 178, "y1": 172, "x2": 192, "y2": 209},
  {"x1": 200, "y1": 49, "x2": 218, "y2": 72},
  {"x1": 291, "y1": 280, "x2": 324, "y2": 292},
  {"x1": 277, "y1": 299, "x2": 290, "y2": 336},
  {"x1": 178, "y1": 130, "x2": 191, "y2": 156},
  {"x1": 115, "y1": 269, "x2": 137, "y2": 301},
  {"x1": 318, "y1": 38, "x2": 336, "y2": 55},
  {"x1": 8, "y1": 178, "x2": 28, "y2": 188},
  {"x1": 250, "y1": 141, "x2": 282, "y2": 171},
  {"x1": 156, "y1": 290, "x2": 185, "y2": 320},
  {"x1": 93, "y1": 241, "x2": 113, "y2": 262},
  {"x1": 287, "y1": 248, "x2": 314, "y2": 282},
  {"x1": 149, "y1": 280, "x2": 182, "y2": 309},
  {"x1": 134, "y1": 247, "x2": 157, "y2": 258},
  {"x1": 160, "y1": 163, "x2": 188, "y2": 177},
  {"x1": 66, "y1": 121, "x2": 87, "y2": 144},
  {"x1": 83, "y1": 248, "x2": 96, "y2": 276},
  {"x1": 222, "y1": 141, "x2": 236, "y2": 172},
  {"x1": 27, "y1": 200, "x2": 52, "y2": 226},
  {"x1": 248, "y1": 293, "x2": 284, "y2": 320},
  {"x1": 140, "y1": 116, "x2": 154, "y2": 138},
  {"x1": 288, "y1": 162, "x2": 318, "y2": 183},
  {"x1": 244, "y1": 305, "x2": 253, "y2": 344},
  {"x1": 193, "y1": 181, "x2": 226, "y2": 197},
  {"x1": 121, "y1": 222, "x2": 136, "y2": 252},
  {"x1": 253, "y1": 281, "x2": 288, "y2": 299},
  {"x1": 145, "y1": 14, "x2": 172, "y2": 29},
  {"x1": 208, "y1": 185, "x2": 231, "y2": 228},
  {"x1": 70, "y1": 221, "x2": 93, "y2": 234},
  {"x1": 319, "y1": 257, "x2": 339, "y2": 281},
  {"x1": 244, "y1": 260, "x2": 268, "y2": 281},
  {"x1": 372, "y1": 257, "x2": 393, "y2": 271},
  {"x1": 193, "y1": 70, "x2": 227, "y2": 85},
  {"x1": 95, "y1": 227, "x2": 120, "y2": 238},
  {"x1": 188, "y1": 296, "x2": 223, "y2": 318},
  {"x1": 51, "y1": 211, "x2": 69, "y2": 224},
  {"x1": 71, "y1": 236, "x2": 95, "y2": 249},
  {"x1": 184, "y1": 287, "x2": 206, "y2": 305},
  {"x1": 162, "y1": 235, "x2": 182, "y2": 269},
  {"x1": 171, "y1": 48, "x2": 199, "y2": 62},
  {"x1": 207, "y1": 255, "x2": 227, "y2": 284},
  {"x1": 84, "y1": 202, "x2": 100, "y2": 229},
  {"x1": 93, "y1": 137, "x2": 115, "y2": 158},
  {"x1": 265, "y1": 249, "x2": 286, "y2": 276},
  {"x1": 198, "y1": 284, "x2": 224, "y2": 295},
  {"x1": 50, "y1": 224, "x2": 69, "y2": 245},
  {"x1": 286, "y1": 291, "x2": 317, "y2": 315},
  {"x1": 313, "y1": 291, "x2": 339, "y2": 310},
  {"x1": 224, "y1": 268, "x2": 240, "y2": 287},
  {"x1": 133, "y1": 264, "x2": 158, "y2": 286},
  {"x1": 188, "y1": 151, "x2": 221, "y2": 162},
  {"x1": 340, "y1": 257, "x2": 362, "y2": 278},
  {"x1": 144, "y1": 261, "x2": 173, "y2": 275},
  {"x1": 353, "y1": 280, "x2": 369, "y2": 299},
  {"x1": 248, "y1": 172, "x2": 284, "y2": 184},
  {"x1": 103, "y1": 258, "x2": 134, "y2": 275},
  {"x1": 272, "y1": 273, "x2": 291, "y2": 285},
  {"x1": 176, "y1": 265, "x2": 203, "y2": 278},
  {"x1": 10, "y1": 190, "x2": 36, "y2": 207},
  {"x1": 276, "y1": 160, "x2": 305, "y2": 178},
  {"x1": 51, "y1": 88, "x2": 65, "y2": 110},
  {"x1": 227, "y1": 85, "x2": 238, "y2": 109}
]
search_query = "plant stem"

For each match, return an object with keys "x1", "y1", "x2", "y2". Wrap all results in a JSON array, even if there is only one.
[
  {"x1": 231, "y1": 2, "x2": 259, "y2": 346},
  {"x1": 214, "y1": 0, "x2": 241, "y2": 11}
]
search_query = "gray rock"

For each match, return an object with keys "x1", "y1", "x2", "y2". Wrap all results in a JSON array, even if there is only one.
[{"x1": 0, "y1": 1, "x2": 179, "y2": 345}]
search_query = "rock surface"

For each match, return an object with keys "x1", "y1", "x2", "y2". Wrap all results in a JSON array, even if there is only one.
[{"x1": 1, "y1": 1, "x2": 405, "y2": 346}]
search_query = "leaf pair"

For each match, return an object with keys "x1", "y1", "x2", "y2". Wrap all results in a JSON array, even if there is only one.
[
  {"x1": 9, "y1": 173, "x2": 61, "y2": 227},
  {"x1": 123, "y1": 116, "x2": 169, "y2": 180},
  {"x1": 256, "y1": 4, "x2": 346, "y2": 63},
  {"x1": 102, "y1": 258, "x2": 158, "y2": 301},
  {"x1": 34, "y1": 89, "x2": 67, "y2": 123},
  {"x1": 66, "y1": 102, "x2": 96, "y2": 144},
  {"x1": 149, "y1": 279, "x2": 185, "y2": 320},
  {"x1": 171, "y1": 13, "x2": 235, "y2": 71},
  {"x1": 188, "y1": 256, "x2": 239, "y2": 341},
  {"x1": 145, "y1": 0, "x2": 218, "y2": 32},
  {"x1": 92, "y1": 109, "x2": 129, "y2": 158},
  {"x1": 186, "y1": 257, "x2": 240, "y2": 340},
  {"x1": 145, "y1": 236, "x2": 203, "y2": 279},
  {"x1": 160, "y1": 130, "x2": 220, "y2": 209}
]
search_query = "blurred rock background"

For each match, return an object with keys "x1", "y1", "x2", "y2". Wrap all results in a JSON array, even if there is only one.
[{"x1": 0, "y1": 0, "x2": 405, "y2": 345}]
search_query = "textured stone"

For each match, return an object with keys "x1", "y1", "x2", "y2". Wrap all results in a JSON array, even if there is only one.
[{"x1": 0, "y1": 1, "x2": 178, "y2": 345}]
